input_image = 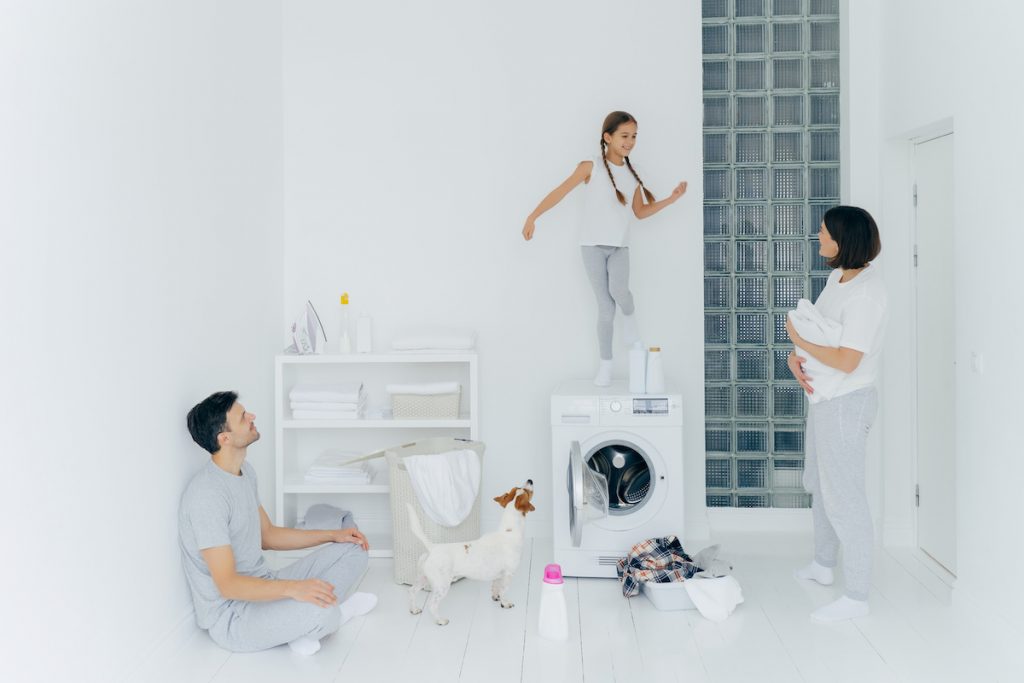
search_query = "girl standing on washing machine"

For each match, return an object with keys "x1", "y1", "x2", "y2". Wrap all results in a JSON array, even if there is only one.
[
  {"x1": 786, "y1": 206, "x2": 886, "y2": 623},
  {"x1": 521, "y1": 111, "x2": 688, "y2": 386}
]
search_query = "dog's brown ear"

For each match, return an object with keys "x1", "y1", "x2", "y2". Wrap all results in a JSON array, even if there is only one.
[
  {"x1": 494, "y1": 487, "x2": 517, "y2": 507},
  {"x1": 515, "y1": 490, "x2": 536, "y2": 515}
]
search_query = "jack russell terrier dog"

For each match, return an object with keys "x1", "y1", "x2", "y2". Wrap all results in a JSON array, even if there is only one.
[{"x1": 408, "y1": 479, "x2": 535, "y2": 626}]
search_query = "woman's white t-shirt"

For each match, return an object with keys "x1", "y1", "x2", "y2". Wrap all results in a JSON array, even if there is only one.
[
  {"x1": 578, "y1": 156, "x2": 639, "y2": 247},
  {"x1": 811, "y1": 263, "x2": 888, "y2": 399}
]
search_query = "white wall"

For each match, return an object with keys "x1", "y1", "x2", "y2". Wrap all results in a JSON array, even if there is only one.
[
  {"x1": 848, "y1": 0, "x2": 1024, "y2": 628},
  {"x1": 282, "y1": 0, "x2": 709, "y2": 540},
  {"x1": 0, "y1": 2, "x2": 283, "y2": 681}
]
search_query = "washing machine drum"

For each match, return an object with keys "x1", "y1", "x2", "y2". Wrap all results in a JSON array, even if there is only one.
[{"x1": 588, "y1": 444, "x2": 653, "y2": 513}]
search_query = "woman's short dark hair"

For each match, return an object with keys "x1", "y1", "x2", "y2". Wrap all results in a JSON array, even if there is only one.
[
  {"x1": 822, "y1": 205, "x2": 881, "y2": 270},
  {"x1": 186, "y1": 391, "x2": 238, "y2": 454}
]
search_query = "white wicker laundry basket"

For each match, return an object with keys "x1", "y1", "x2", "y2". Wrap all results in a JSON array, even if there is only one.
[
  {"x1": 390, "y1": 387, "x2": 461, "y2": 419},
  {"x1": 385, "y1": 437, "x2": 485, "y2": 584}
]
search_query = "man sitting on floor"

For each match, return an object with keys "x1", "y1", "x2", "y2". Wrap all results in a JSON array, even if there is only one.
[{"x1": 179, "y1": 391, "x2": 377, "y2": 655}]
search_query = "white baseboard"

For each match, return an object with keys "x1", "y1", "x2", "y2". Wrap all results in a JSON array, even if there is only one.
[{"x1": 707, "y1": 507, "x2": 812, "y2": 535}]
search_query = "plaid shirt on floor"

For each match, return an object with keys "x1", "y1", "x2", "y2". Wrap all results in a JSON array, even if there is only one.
[{"x1": 615, "y1": 535, "x2": 701, "y2": 597}]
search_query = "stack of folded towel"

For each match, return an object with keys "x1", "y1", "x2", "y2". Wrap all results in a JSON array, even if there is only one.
[
  {"x1": 289, "y1": 382, "x2": 366, "y2": 419},
  {"x1": 391, "y1": 327, "x2": 477, "y2": 352},
  {"x1": 385, "y1": 381, "x2": 460, "y2": 397},
  {"x1": 304, "y1": 453, "x2": 372, "y2": 485}
]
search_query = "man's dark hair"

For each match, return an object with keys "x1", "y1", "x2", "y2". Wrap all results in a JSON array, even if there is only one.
[
  {"x1": 186, "y1": 391, "x2": 238, "y2": 454},
  {"x1": 823, "y1": 205, "x2": 881, "y2": 270}
]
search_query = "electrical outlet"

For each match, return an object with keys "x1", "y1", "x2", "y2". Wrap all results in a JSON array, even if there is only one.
[{"x1": 970, "y1": 351, "x2": 984, "y2": 374}]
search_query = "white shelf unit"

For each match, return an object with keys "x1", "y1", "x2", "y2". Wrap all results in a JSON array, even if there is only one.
[{"x1": 274, "y1": 352, "x2": 478, "y2": 559}]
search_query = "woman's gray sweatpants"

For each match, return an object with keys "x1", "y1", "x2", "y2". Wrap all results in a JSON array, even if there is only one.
[
  {"x1": 207, "y1": 542, "x2": 369, "y2": 652},
  {"x1": 581, "y1": 245, "x2": 635, "y2": 360},
  {"x1": 803, "y1": 387, "x2": 877, "y2": 601}
]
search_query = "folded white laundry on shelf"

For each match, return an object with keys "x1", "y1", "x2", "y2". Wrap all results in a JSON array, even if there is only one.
[
  {"x1": 290, "y1": 401, "x2": 362, "y2": 411},
  {"x1": 289, "y1": 382, "x2": 364, "y2": 404},
  {"x1": 787, "y1": 299, "x2": 845, "y2": 403},
  {"x1": 304, "y1": 454, "x2": 372, "y2": 484},
  {"x1": 402, "y1": 448, "x2": 481, "y2": 528},
  {"x1": 292, "y1": 409, "x2": 364, "y2": 420},
  {"x1": 385, "y1": 381, "x2": 460, "y2": 396},
  {"x1": 391, "y1": 328, "x2": 477, "y2": 351}
]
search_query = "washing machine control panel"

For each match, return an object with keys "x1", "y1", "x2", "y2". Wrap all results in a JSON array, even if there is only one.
[{"x1": 598, "y1": 395, "x2": 682, "y2": 426}]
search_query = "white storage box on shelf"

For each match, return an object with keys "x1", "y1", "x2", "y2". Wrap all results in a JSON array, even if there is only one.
[
  {"x1": 640, "y1": 580, "x2": 697, "y2": 611},
  {"x1": 340, "y1": 436, "x2": 485, "y2": 584},
  {"x1": 390, "y1": 387, "x2": 462, "y2": 419}
]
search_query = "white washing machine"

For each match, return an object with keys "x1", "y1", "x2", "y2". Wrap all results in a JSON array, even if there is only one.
[{"x1": 551, "y1": 379, "x2": 684, "y2": 578}]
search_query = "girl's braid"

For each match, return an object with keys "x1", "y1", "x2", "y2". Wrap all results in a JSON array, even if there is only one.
[
  {"x1": 624, "y1": 157, "x2": 656, "y2": 203},
  {"x1": 601, "y1": 140, "x2": 627, "y2": 206}
]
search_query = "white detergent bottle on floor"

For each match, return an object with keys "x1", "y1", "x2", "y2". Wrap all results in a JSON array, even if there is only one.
[
  {"x1": 538, "y1": 564, "x2": 568, "y2": 640},
  {"x1": 645, "y1": 346, "x2": 665, "y2": 394}
]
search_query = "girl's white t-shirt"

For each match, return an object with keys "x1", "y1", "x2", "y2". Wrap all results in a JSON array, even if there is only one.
[
  {"x1": 578, "y1": 156, "x2": 639, "y2": 247},
  {"x1": 810, "y1": 263, "x2": 888, "y2": 398}
]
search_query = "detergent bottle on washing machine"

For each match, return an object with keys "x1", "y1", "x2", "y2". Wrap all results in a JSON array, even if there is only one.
[{"x1": 538, "y1": 563, "x2": 568, "y2": 640}]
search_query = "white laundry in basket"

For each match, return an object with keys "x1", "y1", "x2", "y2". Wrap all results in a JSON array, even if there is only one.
[{"x1": 403, "y1": 449, "x2": 481, "y2": 527}]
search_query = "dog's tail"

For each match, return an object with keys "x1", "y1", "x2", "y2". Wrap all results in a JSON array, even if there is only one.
[{"x1": 406, "y1": 503, "x2": 433, "y2": 550}]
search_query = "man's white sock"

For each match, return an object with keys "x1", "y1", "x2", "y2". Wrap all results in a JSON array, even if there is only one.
[
  {"x1": 287, "y1": 635, "x2": 321, "y2": 656},
  {"x1": 594, "y1": 360, "x2": 613, "y2": 387},
  {"x1": 794, "y1": 561, "x2": 834, "y2": 586},
  {"x1": 811, "y1": 595, "x2": 869, "y2": 623},
  {"x1": 340, "y1": 592, "x2": 378, "y2": 625}
]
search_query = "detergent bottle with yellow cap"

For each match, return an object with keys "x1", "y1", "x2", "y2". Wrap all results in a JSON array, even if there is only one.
[{"x1": 338, "y1": 293, "x2": 352, "y2": 353}]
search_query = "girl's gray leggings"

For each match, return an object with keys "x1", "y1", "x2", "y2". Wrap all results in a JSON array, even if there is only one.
[
  {"x1": 580, "y1": 245, "x2": 635, "y2": 360},
  {"x1": 803, "y1": 386, "x2": 878, "y2": 601}
]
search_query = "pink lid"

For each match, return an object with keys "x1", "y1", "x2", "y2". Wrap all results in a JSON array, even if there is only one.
[{"x1": 543, "y1": 563, "x2": 564, "y2": 584}]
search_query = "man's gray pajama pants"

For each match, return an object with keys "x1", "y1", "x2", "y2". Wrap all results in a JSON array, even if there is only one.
[{"x1": 208, "y1": 531, "x2": 368, "y2": 651}]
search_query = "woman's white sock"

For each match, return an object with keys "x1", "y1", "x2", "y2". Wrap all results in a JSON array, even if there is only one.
[
  {"x1": 794, "y1": 561, "x2": 834, "y2": 586},
  {"x1": 593, "y1": 360, "x2": 613, "y2": 387}
]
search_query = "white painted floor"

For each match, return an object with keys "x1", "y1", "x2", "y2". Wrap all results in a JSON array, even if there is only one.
[{"x1": 137, "y1": 535, "x2": 1022, "y2": 683}]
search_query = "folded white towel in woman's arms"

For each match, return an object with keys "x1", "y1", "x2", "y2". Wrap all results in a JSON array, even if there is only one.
[{"x1": 787, "y1": 299, "x2": 845, "y2": 403}]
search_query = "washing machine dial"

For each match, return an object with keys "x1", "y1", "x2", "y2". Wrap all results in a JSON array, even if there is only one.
[{"x1": 609, "y1": 400, "x2": 622, "y2": 413}]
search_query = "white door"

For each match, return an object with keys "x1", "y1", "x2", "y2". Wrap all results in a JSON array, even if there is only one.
[{"x1": 914, "y1": 132, "x2": 956, "y2": 575}]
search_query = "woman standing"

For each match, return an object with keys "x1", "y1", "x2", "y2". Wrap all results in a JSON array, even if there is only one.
[{"x1": 786, "y1": 206, "x2": 886, "y2": 622}]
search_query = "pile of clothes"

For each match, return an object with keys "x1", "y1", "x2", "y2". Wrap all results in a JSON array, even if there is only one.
[{"x1": 616, "y1": 536, "x2": 744, "y2": 622}]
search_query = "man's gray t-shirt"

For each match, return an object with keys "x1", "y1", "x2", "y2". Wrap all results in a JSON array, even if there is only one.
[{"x1": 178, "y1": 460, "x2": 272, "y2": 629}]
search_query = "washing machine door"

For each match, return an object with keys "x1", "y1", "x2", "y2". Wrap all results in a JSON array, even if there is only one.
[
  {"x1": 580, "y1": 430, "x2": 668, "y2": 534},
  {"x1": 568, "y1": 440, "x2": 585, "y2": 547}
]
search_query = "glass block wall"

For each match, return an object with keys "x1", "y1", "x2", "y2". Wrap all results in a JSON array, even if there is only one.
[{"x1": 702, "y1": 0, "x2": 840, "y2": 509}]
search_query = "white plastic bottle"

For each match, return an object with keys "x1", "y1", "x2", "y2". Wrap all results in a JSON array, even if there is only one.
[
  {"x1": 538, "y1": 563, "x2": 568, "y2": 640},
  {"x1": 356, "y1": 314, "x2": 372, "y2": 353},
  {"x1": 338, "y1": 293, "x2": 351, "y2": 353},
  {"x1": 645, "y1": 346, "x2": 665, "y2": 394},
  {"x1": 629, "y1": 345, "x2": 647, "y2": 394}
]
